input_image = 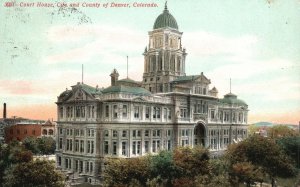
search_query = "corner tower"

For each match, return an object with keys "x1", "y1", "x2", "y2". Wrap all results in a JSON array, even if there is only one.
[{"x1": 142, "y1": 3, "x2": 187, "y2": 93}]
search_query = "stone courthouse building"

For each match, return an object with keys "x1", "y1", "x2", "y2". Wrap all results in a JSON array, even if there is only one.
[{"x1": 56, "y1": 4, "x2": 249, "y2": 185}]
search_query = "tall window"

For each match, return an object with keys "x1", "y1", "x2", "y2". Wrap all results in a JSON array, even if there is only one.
[
  {"x1": 80, "y1": 140, "x2": 84, "y2": 153},
  {"x1": 60, "y1": 107, "x2": 63, "y2": 118},
  {"x1": 59, "y1": 138, "x2": 63, "y2": 149},
  {"x1": 152, "y1": 140, "x2": 160, "y2": 153},
  {"x1": 113, "y1": 130, "x2": 118, "y2": 138},
  {"x1": 145, "y1": 141, "x2": 149, "y2": 153},
  {"x1": 134, "y1": 106, "x2": 140, "y2": 119},
  {"x1": 112, "y1": 142, "x2": 117, "y2": 155},
  {"x1": 105, "y1": 105, "x2": 109, "y2": 118},
  {"x1": 113, "y1": 105, "x2": 118, "y2": 119},
  {"x1": 76, "y1": 106, "x2": 80, "y2": 118},
  {"x1": 153, "y1": 107, "x2": 161, "y2": 119},
  {"x1": 163, "y1": 108, "x2": 167, "y2": 120},
  {"x1": 104, "y1": 141, "x2": 109, "y2": 154},
  {"x1": 122, "y1": 130, "x2": 127, "y2": 138},
  {"x1": 122, "y1": 105, "x2": 127, "y2": 118},
  {"x1": 145, "y1": 106, "x2": 150, "y2": 119},
  {"x1": 75, "y1": 140, "x2": 79, "y2": 152},
  {"x1": 180, "y1": 108, "x2": 187, "y2": 118},
  {"x1": 122, "y1": 141, "x2": 127, "y2": 156}
]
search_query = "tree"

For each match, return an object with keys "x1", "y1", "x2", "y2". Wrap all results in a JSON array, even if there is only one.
[
  {"x1": 37, "y1": 136, "x2": 56, "y2": 155},
  {"x1": 267, "y1": 125, "x2": 298, "y2": 138},
  {"x1": 277, "y1": 136, "x2": 300, "y2": 168},
  {"x1": 23, "y1": 136, "x2": 56, "y2": 155},
  {"x1": 3, "y1": 159, "x2": 65, "y2": 187},
  {"x1": 150, "y1": 150, "x2": 179, "y2": 186},
  {"x1": 226, "y1": 135, "x2": 296, "y2": 187},
  {"x1": 104, "y1": 156, "x2": 151, "y2": 186},
  {"x1": 23, "y1": 137, "x2": 39, "y2": 154},
  {"x1": 0, "y1": 141, "x2": 32, "y2": 185}
]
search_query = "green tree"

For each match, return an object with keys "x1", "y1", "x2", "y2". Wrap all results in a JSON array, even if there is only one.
[
  {"x1": 150, "y1": 150, "x2": 179, "y2": 185},
  {"x1": 3, "y1": 159, "x2": 65, "y2": 187},
  {"x1": 104, "y1": 156, "x2": 151, "y2": 186},
  {"x1": 0, "y1": 141, "x2": 32, "y2": 185},
  {"x1": 37, "y1": 136, "x2": 56, "y2": 155},
  {"x1": 226, "y1": 135, "x2": 296, "y2": 187},
  {"x1": 23, "y1": 137, "x2": 39, "y2": 154},
  {"x1": 267, "y1": 125, "x2": 298, "y2": 138},
  {"x1": 277, "y1": 136, "x2": 300, "y2": 168}
]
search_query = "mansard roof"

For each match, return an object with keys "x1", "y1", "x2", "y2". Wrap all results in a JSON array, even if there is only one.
[
  {"x1": 220, "y1": 93, "x2": 247, "y2": 106},
  {"x1": 102, "y1": 85, "x2": 151, "y2": 96},
  {"x1": 171, "y1": 72, "x2": 210, "y2": 84}
]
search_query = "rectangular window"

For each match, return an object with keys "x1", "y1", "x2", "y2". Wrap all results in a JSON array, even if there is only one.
[
  {"x1": 76, "y1": 106, "x2": 80, "y2": 118},
  {"x1": 210, "y1": 110, "x2": 215, "y2": 119},
  {"x1": 113, "y1": 105, "x2": 118, "y2": 118},
  {"x1": 137, "y1": 141, "x2": 141, "y2": 154},
  {"x1": 80, "y1": 129, "x2": 84, "y2": 136},
  {"x1": 81, "y1": 106, "x2": 85, "y2": 118},
  {"x1": 153, "y1": 107, "x2": 161, "y2": 119},
  {"x1": 122, "y1": 141, "x2": 127, "y2": 156},
  {"x1": 145, "y1": 106, "x2": 150, "y2": 119},
  {"x1": 167, "y1": 140, "x2": 171, "y2": 151},
  {"x1": 104, "y1": 141, "x2": 109, "y2": 154},
  {"x1": 58, "y1": 156, "x2": 61, "y2": 166},
  {"x1": 163, "y1": 108, "x2": 167, "y2": 120},
  {"x1": 91, "y1": 141, "x2": 94, "y2": 154},
  {"x1": 90, "y1": 162, "x2": 93, "y2": 172},
  {"x1": 80, "y1": 140, "x2": 84, "y2": 153},
  {"x1": 145, "y1": 141, "x2": 149, "y2": 153},
  {"x1": 145, "y1": 130, "x2": 149, "y2": 137},
  {"x1": 113, "y1": 142, "x2": 117, "y2": 155},
  {"x1": 79, "y1": 161, "x2": 83, "y2": 173},
  {"x1": 134, "y1": 106, "x2": 140, "y2": 119},
  {"x1": 87, "y1": 141, "x2": 90, "y2": 153},
  {"x1": 180, "y1": 108, "x2": 187, "y2": 118},
  {"x1": 168, "y1": 108, "x2": 171, "y2": 119},
  {"x1": 75, "y1": 140, "x2": 79, "y2": 152},
  {"x1": 113, "y1": 130, "x2": 118, "y2": 138},
  {"x1": 122, "y1": 105, "x2": 127, "y2": 118},
  {"x1": 122, "y1": 130, "x2": 127, "y2": 138},
  {"x1": 60, "y1": 107, "x2": 64, "y2": 118},
  {"x1": 59, "y1": 138, "x2": 63, "y2": 149},
  {"x1": 132, "y1": 141, "x2": 136, "y2": 154},
  {"x1": 153, "y1": 130, "x2": 161, "y2": 137},
  {"x1": 105, "y1": 105, "x2": 109, "y2": 118}
]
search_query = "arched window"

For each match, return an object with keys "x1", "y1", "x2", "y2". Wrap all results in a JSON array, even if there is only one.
[{"x1": 42, "y1": 129, "x2": 47, "y2": 135}]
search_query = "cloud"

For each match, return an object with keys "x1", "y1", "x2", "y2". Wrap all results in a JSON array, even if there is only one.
[
  {"x1": 43, "y1": 25, "x2": 147, "y2": 65},
  {"x1": 184, "y1": 31, "x2": 258, "y2": 59}
]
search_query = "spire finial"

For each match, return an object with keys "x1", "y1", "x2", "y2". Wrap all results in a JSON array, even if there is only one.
[
  {"x1": 82, "y1": 64, "x2": 84, "y2": 84},
  {"x1": 164, "y1": 0, "x2": 168, "y2": 12},
  {"x1": 127, "y1": 56, "x2": 128, "y2": 79},
  {"x1": 230, "y1": 78, "x2": 232, "y2": 93}
]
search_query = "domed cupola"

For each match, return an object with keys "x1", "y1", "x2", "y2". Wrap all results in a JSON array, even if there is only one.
[{"x1": 153, "y1": 3, "x2": 178, "y2": 30}]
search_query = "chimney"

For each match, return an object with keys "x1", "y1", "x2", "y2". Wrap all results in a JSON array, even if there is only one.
[
  {"x1": 3, "y1": 103, "x2": 6, "y2": 119},
  {"x1": 110, "y1": 69, "x2": 119, "y2": 86}
]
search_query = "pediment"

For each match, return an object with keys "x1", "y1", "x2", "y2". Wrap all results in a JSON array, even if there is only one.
[
  {"x1": 194, "y1": 74, "x2": 211, "y2": 84},
  {"x1": 133, "y1": 96, "x2": 147, "y2": 102}
]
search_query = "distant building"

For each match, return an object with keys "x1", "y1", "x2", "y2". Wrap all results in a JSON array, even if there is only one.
[
  {"x1": 5, "y1": 119, "x2": 56, "y2": 143},
  {"x1": 41, "y1": 120, "x2": 56, "y2": 138},
  {"x1": 56, "y1": 5, "x2": 249, "y2": 185}
]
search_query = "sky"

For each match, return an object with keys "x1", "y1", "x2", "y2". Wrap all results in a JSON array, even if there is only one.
[{"x1": 0, "y1": 0, "x2": 299, "y2": 124}]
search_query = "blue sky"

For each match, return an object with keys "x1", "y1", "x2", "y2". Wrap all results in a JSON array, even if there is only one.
[{"x1": 0, "y1": 0, "x2": 299, "y2": 123}]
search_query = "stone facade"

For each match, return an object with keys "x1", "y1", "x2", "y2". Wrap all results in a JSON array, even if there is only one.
[{"x1": 55, "y1": 5, "x2": 249, "y2": 185}]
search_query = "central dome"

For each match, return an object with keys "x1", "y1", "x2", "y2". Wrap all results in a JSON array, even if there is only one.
[{"x1": 153, "y1": 4, "x2": 178, "y2": 30}]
